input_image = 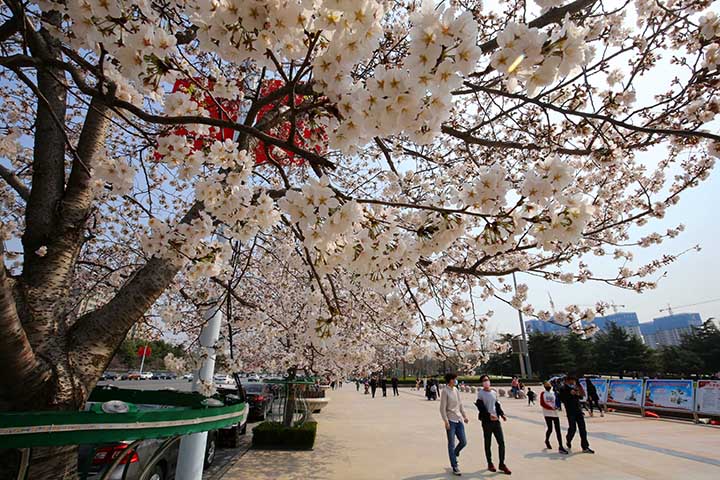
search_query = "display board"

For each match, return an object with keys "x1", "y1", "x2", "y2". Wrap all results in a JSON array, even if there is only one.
[
  {"x1": 643, "y1": 379, "x2": 694, "y2": 412},
  {"x1": 579, "y1": 378, "x2": 608, "y2": 404},
  {"x1": 606, "y1": 379, "x2": 643, "y2": 406},
  {"x1": 696, "y1": 380, "x2": 720, "y2": 415}
]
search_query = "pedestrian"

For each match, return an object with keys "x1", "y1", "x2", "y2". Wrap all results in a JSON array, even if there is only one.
[
  {"x1": 510, "y1": 376, "x2": 519, "y2": 399},
  {"x1": 475, "y1": 375, "x2": 511, "y2": 475},
  {"x1": 585, "y1": 376, "x2": 604, "y2": 417},
  {"x1": 558, "y1": 374, "x2": 595, "y2": 454},
  {"x1": 416, "y1": 378, "x2": 421, "y2": 390},
  {"x1": 527, "y1": 387, "x2": 536, "y2": 405},
  {"x1": 392, "y1": 376, "x2": 400, "y2": 396},
  {"x1": 440, "y1": 373, "x2": 469, "y2": 476},
  {"x1": 331, "y1": 380, "x2": 336, "y2": 390},
  {"x1": 381, "y1": 377, "x2": 388, "y2": 397},
  {"x1": 370, "y1": 376, "x2": 377, "y2": 398},
  {"x1": 364, "y1": 379, "x2": 369, "y2": 395},
  {"x1": 430, "y1": 381, "x2": 438, "y2": 401},
  {"x1": 355, "y1": 379, "x2": 360, "y2": 392},
  {"x1": 540, "y1": 381, "x2": 568, "y2": 454}
]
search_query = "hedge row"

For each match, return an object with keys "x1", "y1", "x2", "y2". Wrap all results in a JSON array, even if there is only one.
[{"x1": 252, "y1": 421, "x2": 317, "y2": 450}]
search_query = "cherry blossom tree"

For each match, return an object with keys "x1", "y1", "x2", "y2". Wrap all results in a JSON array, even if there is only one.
[{"x1": 1, "y1": 0, "x2": 719, "y2": 476}]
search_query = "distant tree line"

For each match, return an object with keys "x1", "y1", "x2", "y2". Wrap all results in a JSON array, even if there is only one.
[
  {"x1": 112, "y1": 339, "x2": 187, "y2": 371},
  {"x1": 483, "y1": 321, "x2": 720, "y2": 380}
]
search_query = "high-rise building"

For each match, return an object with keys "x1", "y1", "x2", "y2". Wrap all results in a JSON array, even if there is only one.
[
  {"x1": 639, "y1": 313, "x2": 702, "y2": 348},
  {"x1": 592, "y1": 312, "x2": 643, "y2": 338}
]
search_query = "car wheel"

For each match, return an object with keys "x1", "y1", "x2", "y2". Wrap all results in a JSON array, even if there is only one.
[
  {"x1": 147, "y1": 464, "x2": 165, "y2": 480},
  {"x1": 204, "y1": 435, "x2": 217, "y2": 467}
]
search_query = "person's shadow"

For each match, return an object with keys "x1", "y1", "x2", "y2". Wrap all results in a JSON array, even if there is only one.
[
  {"x1": 524, "y1": 449, "x2": 574, "y2": 461},
  {"x1": 401, "y1": 469, "x2": 502, "y2": 479}
]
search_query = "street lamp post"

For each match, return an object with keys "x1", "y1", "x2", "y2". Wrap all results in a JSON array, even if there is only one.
[{"x1": 512, "y1": 273, "x2": 533, "y2": 379}]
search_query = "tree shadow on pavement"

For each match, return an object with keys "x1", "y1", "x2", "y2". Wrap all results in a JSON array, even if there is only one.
[{"x1": 222, "y1": 435, "x2": 344, "y2": 480}]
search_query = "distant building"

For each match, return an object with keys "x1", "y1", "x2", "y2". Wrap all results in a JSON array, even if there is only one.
[
  {"x1": 592, "y1": 312, "x2": 643, "y2": 339},
  {"x1": 525, "y1": 319, "x2": 569, "y2": 336},
  {"x1": 639, "y1": 313, "x2": 702, "y2": 348}
]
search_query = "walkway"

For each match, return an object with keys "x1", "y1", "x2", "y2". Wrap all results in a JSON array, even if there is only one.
[{"x1": 221, "y1": 386, "x2": 720, "y2": 479}]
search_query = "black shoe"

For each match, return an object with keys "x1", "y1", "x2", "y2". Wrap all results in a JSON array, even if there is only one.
[
  {"x1": 583, "y1": 448, "x2": 595, "y2": 454},
  {"x1": 559, "y1": 447, "x2": 569, "y2": 454},
  {"x1": 545, "y1": 440, "x2": 552, "y2": 449},
  {"x1": 452, "y1": 466, "x2": 462, "y2": 476}
]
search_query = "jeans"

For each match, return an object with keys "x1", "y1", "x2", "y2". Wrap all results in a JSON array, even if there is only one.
[
  {"x1": 392, "y1": 385, "x2": 399, "y2": 396},
  {"x1": 566, "y1": 413, "x2": 590, "y2": 449},
  {"x1": 544, "y1": 416, "x2": 562, "y2": 446},
  {"x1": 481, "y1": 420, "x2": 505, "y2": 465},
  {"x1": 446, "y1": 421, "x2": 467, "y2": 469}
]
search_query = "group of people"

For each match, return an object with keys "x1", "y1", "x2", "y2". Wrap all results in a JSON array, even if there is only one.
[
  {"x1": 356, "y1": 376, "x2": 400, "y2": 398},
  {"x1": 440, "y1": 373, "x2": 597, "y2": 476}
]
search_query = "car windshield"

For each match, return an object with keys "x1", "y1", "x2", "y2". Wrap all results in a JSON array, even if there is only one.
[{"x1": 243, "y1": 384, "x2": 265, "y2": 393}]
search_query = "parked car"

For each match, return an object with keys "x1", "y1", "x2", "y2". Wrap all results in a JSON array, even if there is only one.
[
  {"x1": 140, "y1": 372, "x2": 154, "y2": 380},
  {"x1": 183, "y1": 373, "x2": 193, "y2": 381},
  {"x1": 216, "y1": 375, "x2": 249, "y2": 448},
  {"x1": 152, "y1": 372, "x2": 177, "y2": 380},
  {"x1": 123, "y1": 371, "x2": 142, "y2": 380},
  {"x1": 77, "y1": 431, "x2": 218, "y2": 480},
  {"x1": 243, "y1": 382, "x2": 274, "y2": 421},
  {"x1": 100, "y1": 372, "x2": 119, "y2": 381}
]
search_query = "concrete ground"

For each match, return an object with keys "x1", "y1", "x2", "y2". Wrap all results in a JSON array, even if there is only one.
[{"x1": 221, "y1": 385, "x2": 720, "y2": 480}]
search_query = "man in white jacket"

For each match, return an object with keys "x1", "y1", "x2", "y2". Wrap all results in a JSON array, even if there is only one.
[{"x1": 440, "y1": 373, "x2": 469, "y2": 476}]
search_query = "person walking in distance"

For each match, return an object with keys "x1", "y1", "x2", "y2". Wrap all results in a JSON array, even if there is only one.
[
  {"x1": 541, "y1": 381, "x2": 568, "y2": 454},
  {"x1": 475, "y1": 375, "x2": 511, "y2": 475},
  {"x1": 370, "y1": 376, "x2": 377, "y2": 398},
  {"x1": 392, "y1": 376, "x2": 400, "y2": 396},
  {"x1": 440, "y1": 373, "x2": 468, "y2": 476},
  {"x1": 558, "y1": 374, "x2": 595, "y2": 454},
  {"x1": 585, "y1": 376, "x2": 604, "y2": 417},
  {"x1": 381, "y1": 377, "x2": 388, "y2": 397}
]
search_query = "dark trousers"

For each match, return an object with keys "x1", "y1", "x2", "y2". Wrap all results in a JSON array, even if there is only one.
[
  {"x1": 382, "y1": 387, "x2": 387, "y2": 397},
  {"x1": 566, "y1": 413, "x2": 590, "y2": 449},
  {"x1": 371, "y1": 386, "x2": 376, "y2": 398},
  {"x1": 588, "y1": 397, "x2": 601, "y2": 414},
  {"x1": 544, "y1": 416, "x2": 562, "y2": 446},
  {"x1": 392, "y1": 385, "x2": 399, "y2": 396},
  {"x1": 481, "y1": 420, "x2": 505, "y2": 465}
]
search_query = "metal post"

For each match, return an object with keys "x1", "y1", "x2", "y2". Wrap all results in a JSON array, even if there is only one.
[
  {"x1": 176, "y1": 306, "x2": 223, "y2": 480},
  {"x1": 512, "y1": 273, "x2": 533, "y2": 378},
  {"x1": 138, "y1": 344, "x2": 148, "y2": 375}
]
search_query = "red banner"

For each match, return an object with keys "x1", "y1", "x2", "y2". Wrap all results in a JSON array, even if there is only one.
[{"x1": 137, "y1": 346, "x2": 152, "y2": 358}]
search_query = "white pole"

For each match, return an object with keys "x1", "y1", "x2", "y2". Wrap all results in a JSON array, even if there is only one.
[
  {"x1": 176, "y1": 306, "x2": 223, "y2": 480},
  {"x1": 138, "y1": 344, "x2": 148, "y2": 375}
]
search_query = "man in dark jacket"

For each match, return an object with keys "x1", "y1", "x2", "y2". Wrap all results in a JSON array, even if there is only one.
[
  {"x1": 391, "y1": 376, "x2": 400, "y2": 396},
  {"x1": 370, "y1": 377, "x2": 377, "y2": 398},
  {"x1": 381, "y1": 377, "x2": 388, "y2": 397},
  {"x1": 558, "y1": 374, "x2": 595, "y2": 453},
  {"x1": 475, "y1": 375, "x2": 511, "y2": 475}
]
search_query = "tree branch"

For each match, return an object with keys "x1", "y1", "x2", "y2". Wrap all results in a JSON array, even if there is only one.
[{"x1": 0, "y1": 163, "x2": 30, "y2": 201}]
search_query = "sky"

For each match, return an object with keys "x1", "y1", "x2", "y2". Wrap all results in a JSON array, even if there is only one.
[{"x1": 484, "y1": 163, "x2": 720, "y2": 336}]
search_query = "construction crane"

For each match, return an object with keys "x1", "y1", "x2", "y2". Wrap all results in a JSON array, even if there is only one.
[{"x1": 659, "y1": 297, "x2": 720, "y2": 315}]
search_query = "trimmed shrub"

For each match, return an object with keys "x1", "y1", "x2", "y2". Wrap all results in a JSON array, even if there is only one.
[{"x1": 252, "y1": 421, "x2": 317, "y2": 450}]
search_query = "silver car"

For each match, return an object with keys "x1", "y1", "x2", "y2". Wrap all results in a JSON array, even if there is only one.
[{"x1": 78, "y1": 431, "x2": 218, "y2": 480}]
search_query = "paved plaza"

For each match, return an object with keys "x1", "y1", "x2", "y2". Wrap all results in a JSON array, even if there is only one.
[{"x1": 221, "y1": 386, "x2": 720, "y2": 479}]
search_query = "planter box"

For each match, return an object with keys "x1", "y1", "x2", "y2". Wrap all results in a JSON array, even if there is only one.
[
  {"x1": 252, "y1": 421, "x2": 317, "y2": 450},
  {"x1": 305, "y1": 397, "x2": 330, "y2": 414}
]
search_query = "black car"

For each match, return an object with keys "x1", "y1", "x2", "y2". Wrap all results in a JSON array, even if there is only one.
[
  {"x1": 100, "y1": 372, "x2": 120, "y2": 381},
  {"x1": 243, "y1": 383, "x2": 274, "y2": 421},
  {"x1": 151, "y1": 372, "x2": 177, "y2": 380}
]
